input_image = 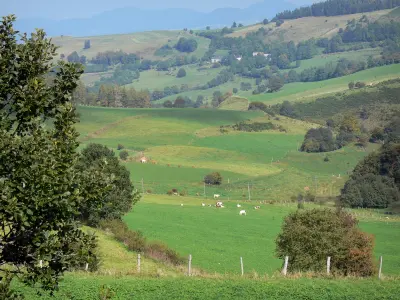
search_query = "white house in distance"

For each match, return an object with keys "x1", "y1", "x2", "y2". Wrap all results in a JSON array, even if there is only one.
[
  {"x1": 211, "y1": 57, "x2": 222, "y2": 63},
  {"x1": 252, "y1": 52, "x2": 271, "y2": 59}
]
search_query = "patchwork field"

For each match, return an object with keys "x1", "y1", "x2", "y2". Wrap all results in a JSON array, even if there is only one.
[{"x1": 77, "y1": 106, "x2": 378, "y2": 201}]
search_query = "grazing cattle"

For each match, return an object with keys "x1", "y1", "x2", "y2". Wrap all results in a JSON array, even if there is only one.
[
  {"x1": 239, "y1": 210, "x2": 246, "y2": 216},
  {"x1": 214, "y1": 194, "x2": 220, "y2": 199},
  {"x1": 208, "y1": 204, "x2": 212, "y2": 207},
  {"x1": 173, "y1": 192, "x2": 178, "y2": 196},
  {"x1": 202, "y1": 203, "x2": 206, "y2": 207},
  {"x1": 216, "y1": 201, "x2": 224, "y2": 208},
  {"x1": 237, "y1": 204, "x2": 241, "y2": 208},
  {"x1": 181, "y1": 204, "x2": 184, "y2": 207},
  {"x1": 254, "y1": 206, "x2": 261, "y2": 210}
]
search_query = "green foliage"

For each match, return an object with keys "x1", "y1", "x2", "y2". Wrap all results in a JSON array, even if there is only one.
[
  {"x1": 275, "y1": 0, "x2": 400, "y2": 20},
  {"x1": 83, "y1": 39, "x2": 91, "y2": 50},
  {"x1": 204, "y1": 172, "x2": 223, "y2": 185},
  {"x1": 163, "y1": 100, "x2": 173, "y2": 108},
  {"x1": 268, "y1": 76, "x2": 285, "y2": 92},
  {"x1": 119, "y1": 150, "x2": 129, "y2": 161},
  {"x1": 77, "y1": 143, "x2": 140, "y2": 225},
  {"x1": 0, "y1": 15, "x2": 103, "y2": 294},
  {"x1": 276, "y1": 209, "x2": 375, "y2": 276},
  {"x1": 340, "y1": 174, "x2": 400, "y2": 208},
  {"x1": 117, "y1": 144, "x2": 124, "y2": 150},
  {"x1": 300, "y1": 127, "x2": 337, "y2": 153},
  {"x1": 176, "y1": 68, "x2": 187, "y2": 78},
  {"x1": 98, "y1": 219, "x2": 183, "y2": 265},
  {"x1": 279, "y1": 101, "x2": 296, "y2": 117},
  {"x1": 231, "y1": 122, "x2": 277, "y2": 132},
  {"x1": 175, "y1": 37, "x2": 198, "y2": 53}
]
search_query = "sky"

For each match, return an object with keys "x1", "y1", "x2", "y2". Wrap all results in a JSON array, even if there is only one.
[{"x1": 2, "y1": 0, "x2": 314, "y2": 20}]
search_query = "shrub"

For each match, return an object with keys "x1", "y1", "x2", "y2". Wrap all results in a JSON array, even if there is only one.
[
  {"x1": 276, "y1": 209, "x2": 375, "y2": 276},
  {"x1": 233, "y1": 88, "x2": 238, "y2": 94},
  {"x1": 117, "y1": 144, "x2": 124, "y2": 150},
  {"x1": 204, "y1": 172, "x2": 223, "y2": 185},
  {"x1": 99, "y1": 219, "x2": 146, "y2": 252},
  {"x1": 146, "y1": 189, "x2": 152, "y2": 194},
  {"x1": 167, "y1": 190, "x2": 173, "y2": 196},
  {"x1": 324, "y1": 156, "x2": 330, "y2": 162},
  {"x1": 176, "y1": 68, "x2": 187, "y2": 78},
  {"x1": 145, "y1": 241, "x2": 184, "y2": 266},
  {"x1": 119, "y1": 150, "x2": 129, "y2": 161}
]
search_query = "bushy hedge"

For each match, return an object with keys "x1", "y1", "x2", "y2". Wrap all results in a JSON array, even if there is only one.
[
  {"x1": 99, "y1": 219, "x2": 184, "y2": 266},
  {"x1": 276, "y1": 209, "x2": 375, "y2": 276}
]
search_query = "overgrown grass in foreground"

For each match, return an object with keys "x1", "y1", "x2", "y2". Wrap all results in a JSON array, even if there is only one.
[{"x1": 15, "y1": 275, "x2": 400, "y2": 299}]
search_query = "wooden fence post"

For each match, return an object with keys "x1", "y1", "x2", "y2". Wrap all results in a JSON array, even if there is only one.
[
  {"x1": 240, "y1": 257, "x2": 244, "y2": 276},
  {"x1": 327, "y1": 257, "x2": 331, "y2": 275},
  {"x1": 85, "y1": 263, "x2": 89, "y2": 272},
  {"x1": 188, "y1": 254, "x2": 192, "y2": 276},
  {"x1": 378, "y1": 256, "x2": 383, "y2": 279},
  {"x1": 282, "y1": 256, "x2": 289, "y2": 276},
  {"x1": 137, "y1": 254, "x2": 141, "y2": 273}
]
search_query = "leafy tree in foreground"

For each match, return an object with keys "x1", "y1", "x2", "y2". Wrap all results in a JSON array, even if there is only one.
[
  {"x1": 276, "y1": 209, "x2": 375, "y2": 276},
  {"x1": 0, "y1": 15, "x2": 109, "y2": 295},
  {"x1": 77, "y1": 144, "x2": 140, "y2": 225}
]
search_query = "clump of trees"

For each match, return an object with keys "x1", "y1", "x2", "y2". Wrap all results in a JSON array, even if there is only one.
[
  {"x1": 301, "y1": 127, "x2": 337, "y2": 152},
  {"x1": 274, "y1": 0, "x2": 400, "y2": 20},
  {"x1": 175, "y1": 37, "x2": 198, "y2": 53},
  {"x1": 204, "y1": 172, "x2": 223, "y2": 185},
  {"x1": 340, "y1": 140, "x2": 400, "y2": 208},
  {"x1": 276, "y1": 209, "x2": 375, "y2": 276}
]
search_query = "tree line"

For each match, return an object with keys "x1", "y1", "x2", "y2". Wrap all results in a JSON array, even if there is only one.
[{"x1": 274, "y1": 0, "x2": 400, "y2": 20}]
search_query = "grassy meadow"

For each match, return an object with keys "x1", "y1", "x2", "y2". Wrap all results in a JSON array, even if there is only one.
[
  {"x1": 16, "y1": 274, "x2": 400, "y2": 299},
  {"x1": 124, "y1": 195, "x2": 400, "y2": 276},
  {"x1": 248, "y1": 64, "x2": 400, "y2": 104},
  {"x1": 53, "y1": 31, "x2": 210, "y2": 61}
]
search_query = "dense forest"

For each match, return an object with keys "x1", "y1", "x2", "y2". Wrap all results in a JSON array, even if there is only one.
[{"x1": 275, "y1": 0, "x2": 400, "y2": 20}]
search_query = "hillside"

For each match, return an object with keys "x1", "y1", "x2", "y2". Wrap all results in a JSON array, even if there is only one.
[
  {"x1": 228, "y1": 9, "x2": 393, "y2": 43},
  {"x1": 53, "y1": 31, "x2": 210, "y2": 61}
]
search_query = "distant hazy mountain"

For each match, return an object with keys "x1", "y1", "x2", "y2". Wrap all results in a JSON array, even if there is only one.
[{"x1": 14, "y1": 1, "x2": 296, "y2": 37}]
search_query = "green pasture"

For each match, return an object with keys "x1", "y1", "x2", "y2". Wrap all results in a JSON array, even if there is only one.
[
  {"x1": 248, "y1": 64, "x2": 400, "y2": 105},
  {"x1": 157, "y1": 76, "x2": 255, "y2": 103},
  {"x1": 294, "y1": 48, "x2": 382, "y2": 72},
  {"x1": 77, "y1": 105, "x2": 376, "y2": 200},
  {"x1": 126, "y1": 65, "x2": 223, "y2": 91},
  {"x1": 16, "y1": 275, "x2": 400, "y2": 299},
  {"x1": 124, "y1": 195, "x2": 400, "y2": 276}
]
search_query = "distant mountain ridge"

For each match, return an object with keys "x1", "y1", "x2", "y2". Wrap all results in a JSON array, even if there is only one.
[{"x1": 14, "y1": 1, "x2": 296, "y2": 37}]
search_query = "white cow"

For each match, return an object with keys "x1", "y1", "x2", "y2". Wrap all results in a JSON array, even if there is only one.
[
  {"x1": 254, "y1": 206, "x2": 261, "y2": 210},
  {"x1": 181, "y1": 204, "x2": 184, "y2": 207},
  {"x1": 239, "y1": 210, "x2": 246, "y2": 216},
  {"x1": 216, "y1": 201, "x2": 223, "y2": 208},
  {"x1": 202, "y1": 203, "x2": 206, "y2": 207},
  {"x1": 236, "y1": 204, "x2": 241, "y2": 208},
  {"x1": 214, "y1": 194, "x2": 220, "y2": 199}
]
